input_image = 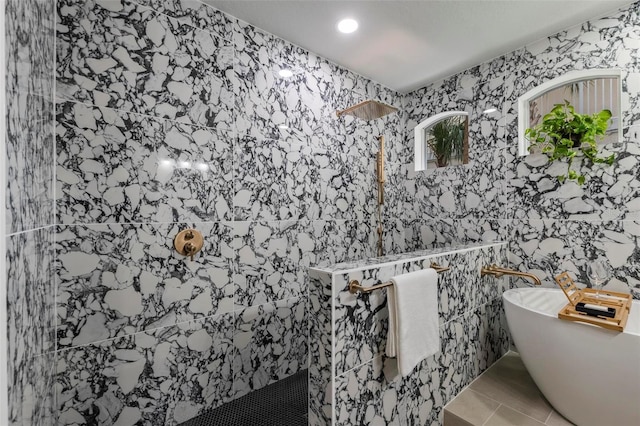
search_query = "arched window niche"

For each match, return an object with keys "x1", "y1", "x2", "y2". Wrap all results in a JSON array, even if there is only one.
[
  {"x1": 517, "y1": 69, "x2": 623, "y2": 156},
  {"x1": 414, "y1": 111, "x2": 469, "y2": 171}
]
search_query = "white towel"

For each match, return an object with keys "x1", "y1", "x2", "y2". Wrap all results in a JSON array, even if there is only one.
[{"x1": 386, "y1": 268, "x2": 440, "y2": 376}]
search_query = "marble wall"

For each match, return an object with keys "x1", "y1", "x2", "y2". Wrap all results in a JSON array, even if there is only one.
[
  {"x1": 404, "y1": 1, "x2": 640, "y2": 300},
  {"x1": 310, "y1": 243, "x2": 509, "y2": 426},
  {"x1": 10, "y1": 0, "x2": 639, "y2": 424},
  {"x1": 5, "y1": 0, "x2": 56, "y2": 425},
  {"x1": 53, "y1": 0, "x2": 404, "y2": 424}
]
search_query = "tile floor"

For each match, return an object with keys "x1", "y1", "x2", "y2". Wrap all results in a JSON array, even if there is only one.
[{"x1": 444, "y1": 352, "x2": 575, "y2": 426}]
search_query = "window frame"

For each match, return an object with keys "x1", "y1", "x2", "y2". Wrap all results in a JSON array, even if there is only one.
[{"x1": 517, "y1": 69, "x2": 623, "y2": 156}]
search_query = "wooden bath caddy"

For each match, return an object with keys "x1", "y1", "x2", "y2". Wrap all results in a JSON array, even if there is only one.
[{"x1": 554, "y1": 272, "x2": 632, "y2": 332}]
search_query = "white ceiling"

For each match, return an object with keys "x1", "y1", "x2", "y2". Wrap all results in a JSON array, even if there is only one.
[{"x1": 205, "y1": 0, "x2": 633, "y2": 93}]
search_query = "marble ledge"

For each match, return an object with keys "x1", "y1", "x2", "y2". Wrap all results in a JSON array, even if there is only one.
[{"x1": 310, "y1": 241, "x2": 508, "y2": 274}]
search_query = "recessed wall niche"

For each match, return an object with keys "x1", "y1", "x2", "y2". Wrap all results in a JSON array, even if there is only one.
[
  {"x1": 517, "y1": 69, "x2": 623, "y2": 156},
  {"x1": 414, "y1": 111, "x2": 469, "y2": 171}
]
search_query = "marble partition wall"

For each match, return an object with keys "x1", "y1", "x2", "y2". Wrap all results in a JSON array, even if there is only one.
[
  {"x1": 403, "y1": 1, "x2": 640, "y2": 299},
  {"x1": 309, "y1": 242, "x2": 509, "y2": 426},
  {"x1": 5, "y1": 0, "x2": 56, "y2": 425},
  {"x1": 53, "y1": 0, "x2": 405, "y2": 424}
]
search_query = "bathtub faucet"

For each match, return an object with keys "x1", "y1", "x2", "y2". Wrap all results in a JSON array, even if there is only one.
[{"x1": 481, "y1": 264, "x2": 542, "y2": 286}]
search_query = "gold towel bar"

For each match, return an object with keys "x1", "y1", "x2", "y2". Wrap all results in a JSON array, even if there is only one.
[{"x1": 348, "y1": 263, "x2": 450, "y2": 294}]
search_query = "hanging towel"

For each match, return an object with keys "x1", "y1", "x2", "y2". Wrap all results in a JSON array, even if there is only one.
[{"x1": 386, "y1": 268, "x2": 440, "y2": 376}]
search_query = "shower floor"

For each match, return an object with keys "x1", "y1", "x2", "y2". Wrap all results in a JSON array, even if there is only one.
[{"x1": 179, "y1": 369, "x2": 308, "y2": 426}]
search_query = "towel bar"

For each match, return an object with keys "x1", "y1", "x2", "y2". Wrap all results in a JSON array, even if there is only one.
[{"x1": 348, "y1": 263, "x2": 449, "y2": 294}]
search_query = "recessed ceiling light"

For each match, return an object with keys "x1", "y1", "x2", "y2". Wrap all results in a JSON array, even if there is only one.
[
  {"x1": 337, "y1": 18, "x2": 358, "y2": 34},
  {"x1": 278, "y1": 69, "x2": 293, "y2": 78},
  {"x1": 483, "y1": 107, "x2": 498, "y2": 114}
]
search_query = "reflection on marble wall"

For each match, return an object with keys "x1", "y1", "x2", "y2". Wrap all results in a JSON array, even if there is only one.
[
  {"x1": 6, "y1": 0, "x2": 56, "y2": 424},
  {"x1": 56, "y1": 101, "x2": 233, "y2": 224},
  {"x1": 405, "y1": 1, "x2": 640, "y2": 298},
  {"x1": 310, "y1": 243, "x2": 509, "y2": 425},
  {"x1": 54, "y1": 0, "x2": 405, "y2": 423}
]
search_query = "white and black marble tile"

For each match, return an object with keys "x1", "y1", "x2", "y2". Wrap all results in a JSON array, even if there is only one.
[
  {"x1": 331, "y1": 288, "x2": 508, "y2": 426},
  {"x1": 467, "y1": 299, "x2": 509, "y2": 379},
  {"x1": 339, "y1": 112, "x2": 406, "y2": 165},
  {"x1": 56, "y1": 101, "x2": 233, "y2": 224},
  {"x1": 509, "y1": 147, "x2": 593, "y2": 220},
  {"x1": 56, "y1": 0, "x2": 234, "y2": 130},
  {"x1": 232, "y1": 297, "x2": 307, "y2": 399},
  {"x1": 234, "y1": 220, "x2": 319, "y2": 307},
  {"x1": 233, "y1": 21, "x2": 405, "y2": 161},
  {"x1": 380, "y1": 218, "x2": 408, "y2": 257},
  {"x1": 308, "y1": 149, "x2": 377, "y2": 222},
  {"x1": 6, "y1": 91, "x2": 55, "y2": 233},
  {"x1": 517, "y1": 4, "x2": 640, "y2": 100},
  {"x1": 402, "y1": 218, "x2": 509, "y2": 251},
  {"x1": 6, "y1": 0, "x2": 55, "y2": 97},
  {"x1": 408, "y1": 166, "x2": 465, "y2": 221},
  {"x1": 315, "y1": 219, "x2": 378, "y2": 266},
  {"x1": 457, "y1": 148, "x2": 508, "y2": 219},
  {"x1": 56, "y1": 222, "x2": 234, "y2": 348},
  {"x1": 332, "y1": 333, "x2": 441, "y2": 426},
  {"x1": 132, "y1": 0, "x2": 234, "y2": 42},
  {"x1": 580, "y1": 141, "x2": 640, "y2": 220},
  {"x1": 382, "y1": 163, "x2": 411, "y2": 225},
  {"x1": 509, "y1": 218, "x2": 640, "y2": 298},
  {"x1": 308, "y1": 270, "x2": 333, "y2": 426},
  {"x1": 7, "y1": 227, "x2": 55, "y2": 360},
  {"x1": 7, "y1": 226, "x2": 56, "y2": 426},
  {"x1": 438, "y1": 314, "x2": 472, "y2": 404},
  {"x1": 232, "y1": 17, "x2": 288, "y2": 62},
  {"x1": 337, "y1": 354, "x2": 444, "y2": 426},
  {"x1": 330, "y1": 243, "x2": 508, "y2": 376},
  {"x1": 9, "y1": 352, "x2": 55, "y2": 426},
  {"x1": 56, "y1": 313, "x2": 234, "y2": 426},
  {"x1": 234, "y1": 38, "x2": 337, "y2": 147},
  {"x1": 332, "y1": 271, "x2": 389, "y2": 376},
  {"x1": 233, "y1": 137, "x2": 314, "y2": 221}
]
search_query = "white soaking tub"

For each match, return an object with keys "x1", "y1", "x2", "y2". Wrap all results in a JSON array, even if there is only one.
[{"x1": 503, "y1": 287, "x2": 640, "y2": 426}]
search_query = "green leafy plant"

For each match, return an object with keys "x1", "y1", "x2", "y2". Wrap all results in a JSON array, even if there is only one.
[
  {"x1": 525, "y1": 100, "x2": 615, "y2": 185},
  {"x1": 427, "y1": 116, "x2": 466, "y2": 168}
]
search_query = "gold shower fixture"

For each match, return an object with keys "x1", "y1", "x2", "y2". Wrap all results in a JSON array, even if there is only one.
[
  {"x1": 336, "y1": 100, "x2": 398, "y2": 121},
  {"x1": 336, "y1": 100, "x2": 398, "y2": 257},
  {"x1": 174, "y1": 228, "x2": 204, "y2": 261}
]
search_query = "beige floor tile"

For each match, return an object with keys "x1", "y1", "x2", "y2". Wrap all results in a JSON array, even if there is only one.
[
  {"x1": 444, "y1": 410, "x2": 474, "y2": 426},
  {"x1": 546, "y1": 410, "x2": 576, "y2": 426},
  {"x1": 485, "y1": 405, "x2": 546, "y2": 426},
  {"x1": 469, "y1": 353, "x2": 552, "y2": 422},
  {"x1": 444, "y1": 389, "x2": 500, "y2": 425}
]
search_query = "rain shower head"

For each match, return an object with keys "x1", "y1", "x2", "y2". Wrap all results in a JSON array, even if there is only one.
[{"x1": 336, "y1": 100, "x2": 398, "y2": 121}]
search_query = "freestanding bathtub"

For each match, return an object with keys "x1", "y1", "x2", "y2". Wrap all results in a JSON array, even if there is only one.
[{"x1": 503, "y1": 287, "x2": 640, "y2": 426}]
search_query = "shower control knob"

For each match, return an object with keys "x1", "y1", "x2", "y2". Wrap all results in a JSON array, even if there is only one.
[{"x1": 174, "y1": 228, "x2": 204, "y2": 261}]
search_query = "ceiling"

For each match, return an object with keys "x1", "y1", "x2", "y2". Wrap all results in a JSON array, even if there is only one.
[{"x1": 205, "y1": 0, "x2": 633, "y2": 93}]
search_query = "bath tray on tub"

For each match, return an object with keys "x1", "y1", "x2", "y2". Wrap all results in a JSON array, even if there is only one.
[{"x1": 554, "y1": 272, "x2": 632, "y2": 332}]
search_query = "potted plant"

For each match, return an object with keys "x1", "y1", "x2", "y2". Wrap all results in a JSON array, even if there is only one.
[
  {"x1": 525, "y1": 100, "x2": 615, "y2": 184},
  {"x1": 427, "y1": 116, "x2": 467, "y2": 168}
]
